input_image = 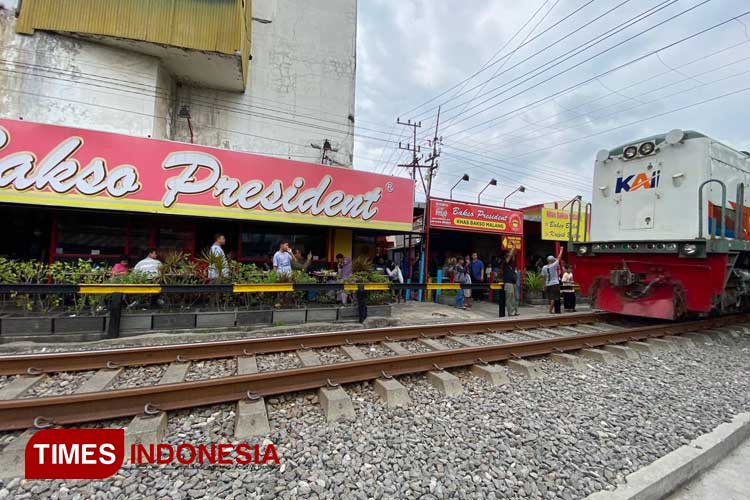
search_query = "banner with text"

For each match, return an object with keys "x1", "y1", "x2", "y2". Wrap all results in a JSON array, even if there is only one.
[
  {"x1": 0, "y1": 119, "x2": 415, "y2": 231},
  {"x1": 541, "y1": 208, "x2": 588, "y2": 241},
  {"x1": 429, "y1": 199, "x2": 523, "y2": 235}
]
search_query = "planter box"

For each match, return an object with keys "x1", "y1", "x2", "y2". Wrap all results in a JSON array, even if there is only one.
[
  {"x1": 368, "y1": 304, "x2": 392, "y2": 317},
  {"x1": 338, "y1": 306, "x2": 358, "y2": 320},
  {"x1": 1, "y1": 317, "x2": 53, "y2": 336},
  {"x1": 272, "y1": 309, "x2": 306, "y2": 325},
  {"x1": 120, "y1": 314, "x2": 153, "y2": 332},
  {"x1": 55, "y1": 316, "x2": 105, "y2": 333},
  {"x1": 196, "y1": 311, "x2": 236, "y2": 328},
  {"x1": 152, "y1": 313, "x2": 196, "y2": 330},
  {"x1": 236, "y1": 310, "x2": 273, "y2": 326},
  {"x1": 305, "y1": 307, "x2": 338, "y2": 322}
]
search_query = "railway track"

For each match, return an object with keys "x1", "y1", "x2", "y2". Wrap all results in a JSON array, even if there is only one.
[
  {"x1": 0, "y1": 311, "x2": 607, "y2": 375},
  {"x1": 0, "y1": 313, "x2": 746, "y2": 432}
]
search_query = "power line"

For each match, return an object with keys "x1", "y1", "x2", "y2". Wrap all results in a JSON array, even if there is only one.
[
  {"x1": 440, "y1": 0, "x2": 702, "y2": 133},
  {"x1": 443, "y1": 7, "x2": 749, "y2": 140},
  {"x1": 397, "y1": 0, "x2": 600, "y2": 119}
]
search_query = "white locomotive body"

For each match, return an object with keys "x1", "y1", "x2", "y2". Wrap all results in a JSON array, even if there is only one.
[{"x1": 572, "y1": 129, "x2": 750, "y2": 319}]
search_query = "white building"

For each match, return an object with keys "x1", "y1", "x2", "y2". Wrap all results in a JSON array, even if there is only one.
[{"x1": 0, "y1": 0, "x2": 356, "y2": 166}]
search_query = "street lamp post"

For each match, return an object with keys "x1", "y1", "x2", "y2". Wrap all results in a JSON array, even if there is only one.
[
  {"x1": 477, "y1": 178, "x2": 497, "y2": 204},
  {"x1": 503, "y1": 185, "x2": 526, "y2": 207},
  {"x1": 450, "y1": 174, "x2": 469, "y2": 200}
]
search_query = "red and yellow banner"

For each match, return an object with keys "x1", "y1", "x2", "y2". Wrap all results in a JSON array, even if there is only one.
[
  {"x1": 428, "y1": 198, "x2": 523, "y2": 235},
  {"x1": 0, "y1": 119, "x2": 414, "y2": 231}
]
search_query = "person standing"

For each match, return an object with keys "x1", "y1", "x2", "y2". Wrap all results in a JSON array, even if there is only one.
[
  {"x1": 542, "y1": 247, "x2": 564, "y2": 314},
  {"x1": 273, "y1": 241, "x2": 294, "y2": 276},
  {"x1": 502, "y1": 248, "x2": 519, "y2": 316},
  {"x1": 561, "y1": 264, "x2": 576, "y2": 312},
  {"x1": 385, "y1": 260, "x2": 404, "y2": 303},
  {"x1": 453, "y1": 257, "x2": 467, "y2": 309},
  {"x1": 336, "y1": 253, "x2": 352, "y2": 304},
  {"x1": 208, "y1": 233, "x2": 229, "y2": 283},
  {"x1": 134, "y1": 249, "x2": 161, "y2": 278},
  {"x1": 469, "y1": 252, "x2": 485, "y2": 302}
]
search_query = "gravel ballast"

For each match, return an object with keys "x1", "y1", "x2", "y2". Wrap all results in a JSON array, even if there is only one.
[{"x1": 1, "y1": 334, "x2": 748, "y2": 500}]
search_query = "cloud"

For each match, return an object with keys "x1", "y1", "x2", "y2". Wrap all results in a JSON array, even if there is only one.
[{"x1": 355, "y1": 0, "x2": 750, "y2": 206}]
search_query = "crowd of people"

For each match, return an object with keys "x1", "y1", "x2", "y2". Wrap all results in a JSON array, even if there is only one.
[{"x1": 108, "y1": 234, "x2": 575, "y2": 314}]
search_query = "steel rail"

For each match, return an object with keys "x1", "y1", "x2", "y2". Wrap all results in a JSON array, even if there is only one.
[
  {"x1": 0, "y1": 314, "x2": 742, "y2": 431},
  {"x1": 0, "y1": 312, "x2": 606, "y2": 376}
]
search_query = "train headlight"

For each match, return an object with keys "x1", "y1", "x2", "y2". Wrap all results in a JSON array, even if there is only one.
[
  {"x1": 683, "y1": 243, "x2": 697, "y2": 255},
  {"x1": 639, "y1": 141, "x2": 655, "y2": 156},
  {"x1": 623, "y1": 146, "x2": 638, "y2": 160},
  {"x1": 578, "y1": 246, "x2": 588, "y2": 256}
]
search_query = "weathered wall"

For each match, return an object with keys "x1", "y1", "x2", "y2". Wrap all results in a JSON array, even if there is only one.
[
  {"x1": 171, "y1": 0, "x2": 357, "y2": 166},
  {"x1": 0, "y1": 0, "x2": 357, "y2": 166},
  {"x1": 0, "y1": 8, "x2": 170, "y2": 139}
]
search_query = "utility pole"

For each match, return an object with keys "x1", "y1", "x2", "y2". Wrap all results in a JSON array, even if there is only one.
[
  {"x1": 421, "y1": 106, "x2": 442, "y2": 303},
  {"x1": 311, "y1": 139, "x2": 338, "y2": 165}
]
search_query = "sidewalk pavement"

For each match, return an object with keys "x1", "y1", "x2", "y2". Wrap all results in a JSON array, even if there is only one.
[
  {"x1": 391, "y1": 299, "x2": 592, "y2": 326},
  {"x1": 665, "y1": 437, "x2": 750, "y2": 500}
]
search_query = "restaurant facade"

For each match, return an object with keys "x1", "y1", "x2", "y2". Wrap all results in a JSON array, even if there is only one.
[
  {"x1": 0, "y1": 119, "x2": 415, "y2": 267},
  {"x1": 425, "y1": 198, "x2": 525, "y2": 282}
]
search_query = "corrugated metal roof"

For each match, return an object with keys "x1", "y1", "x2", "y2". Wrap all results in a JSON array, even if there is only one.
[{"x1": 17, "y1": 0, "x2": 248, "y2": 56}]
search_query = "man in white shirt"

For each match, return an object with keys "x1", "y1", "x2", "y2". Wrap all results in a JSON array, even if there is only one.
[
  {"x1": 133, "y1": 249, "x2": 161, "y2": 279},
  {"x1": 208, "y1": 233, "x2": 229, "y2": 282},
  {"x1": 273, "y1": 241, "x2": 294, "y2": 276},
  {"x1": 541, "y1": 247, "x2": 564, "y2": 314}
]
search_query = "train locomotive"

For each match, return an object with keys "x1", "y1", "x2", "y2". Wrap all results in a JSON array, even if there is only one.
[{"x1": 571, "y1": 129, "x2": 750, "y2": 320}]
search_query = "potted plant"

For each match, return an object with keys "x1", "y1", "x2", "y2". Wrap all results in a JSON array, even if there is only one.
[{"x1": 523, "y1": 271, "x2": 546, "y2": 305}]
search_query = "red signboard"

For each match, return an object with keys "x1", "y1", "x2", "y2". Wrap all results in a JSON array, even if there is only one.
[
  {"x1": 0, "y1": 119, "x2": 414, "y2": 231},
  {"x1": 429, "y1": 198, "x2": 523, "y2": 235}
]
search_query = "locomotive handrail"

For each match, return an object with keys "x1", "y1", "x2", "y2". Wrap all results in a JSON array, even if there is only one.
[
  {"x1": 736, "y1": 183, "x2": 745, "y2": 240},
  {"x1": 568, "y1": 197, "x2": 583, "y2": 242},
  {"x1": 698, "y1": 179, "x2": 726, "y2": 239},
  {"x1": 584, "y1": 202, "x2": 592, "y2": 241}
]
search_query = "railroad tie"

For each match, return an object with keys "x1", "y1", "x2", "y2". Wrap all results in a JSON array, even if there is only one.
[
  {"x1": 486, "y1": 333, "x2": 509, "y2": 343},
  {"x1": 662, "y1": 336, "x2": 695, "y2": 349},
  {"x1": 418, "y1": 338, "x2": 450, "y2": 351},
  {"x1": 536, "y1": 328, "x2": 567, "y2": 337},
  {"x1": 470, "y1": 364, "x2": 510, "y2": 386},
  {"x1": 383, "y1": 341, "x2": 410, "y2": 356},
  {"x1": 644, "y1": 338, "x2": 678, "y2": 352},
  {"x1": 579, "y1": 348, "x2": 616, "y2": 364},
  {"x1": 0, "y1": 372, "x2": 49, "y2": 479},
  {"x1": 374, "y1": 377, "x2": 411, "y2": 408},
  {"x1": 341, "y1": 345, "x2": 368, "y2": 361},
  {"x1": 682, "y1": 332, "x2": 716, "y2": 348},
  {"x1": 0, "y1": 374, "x2": 46, "y2": 400},
  {"x1": 521, "y1": 331, "x2": 553, "y2": 340},
  {"x1": 700, "y1": 329, "x2": 738, "y2": 345},
  {"x1": 603, "y1": 345, "x2": 639, "y2": 360},
  {"x1": 448, "y1": 335, "x2": 480, "y2": 347},
  {"x1": 549, "y1": 353, "x2": 588, "y2": 370},
  {"x1": 318, "y1": 385, "x2": 356, "y2": 423},
  {"x1": 235, "y1": 355, "x2": 271, "y2": 438},
  {"x1": 506, "y1": 359, "x2": 543, "y2": 380},
  {"x1": 626, "y1": 341, "x2": 660, "y2": 355},
  {"x1": 427, "y1": 370, "x2": 464, "y2": 397},
  {"x1": 124, "y1": 361, "x2": 190, "y2": 456},
  {"x1": 297, "y1": 349, "x2": 322, "y2": 367},
  {"x1": 76, "y1": 367, "x2": 123, "y2": 393}
]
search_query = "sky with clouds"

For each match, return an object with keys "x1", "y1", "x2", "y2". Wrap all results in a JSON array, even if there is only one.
[{"x1": 352, "y1": 0, "x2": 750, "y2": 208}]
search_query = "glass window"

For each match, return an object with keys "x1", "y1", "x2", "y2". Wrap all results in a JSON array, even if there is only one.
[
  {"x1": 240, "y1": 230, "x2": 325, "y2": 262},
  {"x1": 56, "y1": 214, "x2": 127, "y2": 256}
]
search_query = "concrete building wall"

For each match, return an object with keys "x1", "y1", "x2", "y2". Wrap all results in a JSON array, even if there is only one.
[
  {"x1": 0, "y1": 7, "x2": 167, "y2": 139},
  {"x1": 0, "y1": 0, "x2": 357, "y2": 166}
]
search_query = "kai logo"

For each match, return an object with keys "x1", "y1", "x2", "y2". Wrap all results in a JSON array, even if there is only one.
[{"x1": 615, "y1": 170, "x2": 661, "y2": 194}]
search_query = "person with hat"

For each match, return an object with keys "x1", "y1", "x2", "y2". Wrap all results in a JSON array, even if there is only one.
[{"x1": 541, "y1": 247, "x2": 564, "y2": 314}]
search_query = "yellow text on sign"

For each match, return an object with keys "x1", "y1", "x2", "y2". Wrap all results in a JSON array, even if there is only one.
[
  {"x1": 541, "y1": 209, "x2": 588, "y2": 241},
  {"x1": 454, "y1": 218, "x2": 507, "y2": 231}
]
